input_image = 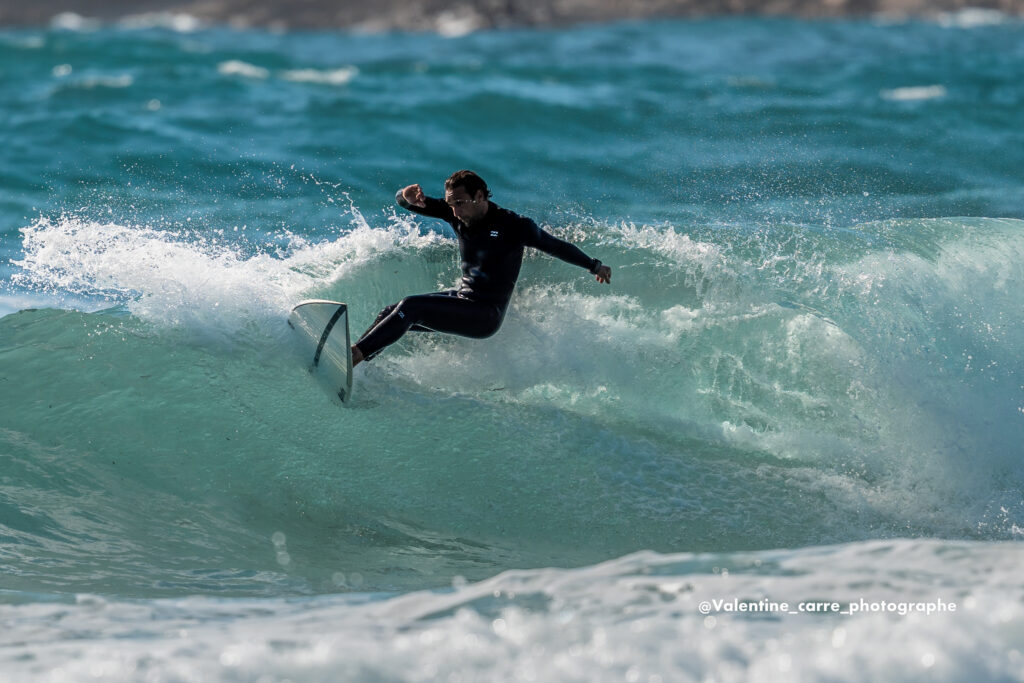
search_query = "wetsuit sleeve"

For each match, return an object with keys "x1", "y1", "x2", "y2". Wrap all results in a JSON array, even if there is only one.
[
  {"x1": 524, "y1": 220, "x2": 602, "y2": 274},
  {"x1": 395, "y1": 189, "x2": 456, "y2": 223}
]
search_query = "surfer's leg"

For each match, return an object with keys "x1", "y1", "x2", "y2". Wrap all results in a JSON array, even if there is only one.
[
  {"x1": 354, "y1": 298, "x2": 424, "y2": 367},
  {"x1": 357, "y1": 291, "x2": 459, "y2": 340},
  {"x1": 353, "y1": 292, "x2": 503, "y2": 363}
]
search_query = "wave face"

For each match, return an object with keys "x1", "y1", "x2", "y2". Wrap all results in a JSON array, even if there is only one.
[
  {"x1": 4, "y1": 212, "x2": 1023, "y2": 598},
  {"x1": 1, "y1": 15, "x2": 1023, "y2": 681}
]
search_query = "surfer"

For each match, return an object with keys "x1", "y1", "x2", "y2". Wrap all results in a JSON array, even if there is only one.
[{"x1": 351, "y1": 170, "x2": 612, "y2": 366}]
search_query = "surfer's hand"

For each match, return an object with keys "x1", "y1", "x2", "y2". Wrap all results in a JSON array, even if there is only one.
[
  {"x1": 401, "y1": 184, "x2": 427, "y2": 208},
  {"x1": 595, "y1": 264, "x2": 611, "y2": 284}
]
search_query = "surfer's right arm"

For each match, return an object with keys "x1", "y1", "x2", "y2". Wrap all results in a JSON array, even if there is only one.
[{"x1": 396, "y1": 184, "x2": 454, "y2": 221}]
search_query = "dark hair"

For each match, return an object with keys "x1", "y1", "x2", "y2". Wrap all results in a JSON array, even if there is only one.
[{"x1": 445, "y1": 170, "x2": 491, "y2": 199}]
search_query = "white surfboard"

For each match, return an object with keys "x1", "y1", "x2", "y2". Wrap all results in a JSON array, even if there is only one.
[{"x1": 288, "y1": 300, "x2": 353, "y2": 403}]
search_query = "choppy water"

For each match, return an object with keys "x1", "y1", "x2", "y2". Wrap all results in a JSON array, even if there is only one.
[{"x1": 1, "y1": 12, "x2": 1023, "y2": 681}]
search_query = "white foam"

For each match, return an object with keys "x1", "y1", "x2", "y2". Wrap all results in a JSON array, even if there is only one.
[
  {"x1": 608, "y1": 221, "x2": 724, "y2": 272},
  {"x1": 819, "y1": 219, "x2": 1024, "y2": 532},
  {"x1": 3, "y1": 35, "x2": 45, "y2": 49},
  {"x1": 73, "y1": 74, "x2": 135, "y2": 90},
  {"x1": 218, "y1": 60, "x2": 270, "y2": 80},
  {"x1": 10, "y1": 215, "x2": 444, "y2": 343},
  {"x1": 435, "y1": 9, "x2": 485, "y2": 38},
  {"x1": 118, "y1": 12, "x2": 205, "y2": 32},
  {"x1": 218, "y1": 62, "x2": 359, "y2": 86},
  {"x1": 1, "y1": 540, "x2": 1020, "y2": 682},
  {"x1": 936, "y1": 8, "x2": 1009, "y2": 28},
  {"x1": 880, "y1": 85, "x2": 947, "y2": 102},
  {"x1": 49, "y1": 12, "x2": 101, "y2": 32},
  {"x1": 48, "y1": 9, "x2": 205, "y2": 32},
  {"x1": 280, "y1": 67, "x2": 359, "y2": 86}
]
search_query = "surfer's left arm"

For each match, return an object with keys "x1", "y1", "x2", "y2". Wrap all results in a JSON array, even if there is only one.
[
  {"x1": 396, "y1": 184, "x2": 454, "y2": 222},
  {"x1": 525, "y1": 221, "x2": 611, "y2": 284}
]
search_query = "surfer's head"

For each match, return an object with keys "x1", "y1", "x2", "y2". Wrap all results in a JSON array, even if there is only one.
[{"x1": 445, "y1": 170, "x2": 491, "y2": 226}]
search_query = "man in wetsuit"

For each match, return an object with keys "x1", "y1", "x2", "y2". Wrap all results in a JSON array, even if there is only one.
[{"x1": 351, "y1": 170, "x2": 612, "y2": 366}]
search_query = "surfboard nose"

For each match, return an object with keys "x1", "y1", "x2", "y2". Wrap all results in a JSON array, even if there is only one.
[{"x1": 288, "y1": 300, "x2": 353, "y2": 405}]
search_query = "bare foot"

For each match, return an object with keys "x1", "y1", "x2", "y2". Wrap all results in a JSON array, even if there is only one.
[{"x1": 351, "y1": 345, "x2": 364, "y2": 367}]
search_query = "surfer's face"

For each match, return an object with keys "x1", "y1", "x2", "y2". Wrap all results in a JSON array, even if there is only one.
[{"x1": 445, "y1": 187, "x2": 488, "y2": 226}]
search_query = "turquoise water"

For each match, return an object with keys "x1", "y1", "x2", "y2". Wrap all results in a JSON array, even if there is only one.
[{"x1": 2, "y1": 14, "x2": 1023, "y2": 681}]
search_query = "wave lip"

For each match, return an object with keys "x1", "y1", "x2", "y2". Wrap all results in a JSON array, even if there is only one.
[{"x1": 7, "y1": 211, "x2": 447, "y2": 337}]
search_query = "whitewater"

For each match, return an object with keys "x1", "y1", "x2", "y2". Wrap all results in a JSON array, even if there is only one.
[{"x1": 1, "y1": 12, "x2": 1023, "y2": 682}]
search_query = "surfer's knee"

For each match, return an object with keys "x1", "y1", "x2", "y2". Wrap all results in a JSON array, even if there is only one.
[
  {"x1": 393, "y1": 297, "x2": 410, "y2": 317},
  {"x1": 472, "y1": 311, "x2": 504, "y2": 339},
  {"x1": 476, "y1": 322, "x2": 501, "y2": 339},
  {"x1": 368, "y1": 302, "x2": 398, "y2": 329},
  {"x1": 394, "y1": 296, "x2": 424, "y2": 321}
]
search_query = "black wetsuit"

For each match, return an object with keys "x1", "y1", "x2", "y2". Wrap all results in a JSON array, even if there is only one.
[{"x1": 355, "y1": 191, "x2": 602, "y2": 361}]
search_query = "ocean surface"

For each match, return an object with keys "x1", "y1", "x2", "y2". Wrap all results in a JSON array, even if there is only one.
[{"x1": 2, "y1": 10, "x2": 1023, "y2": 681}]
